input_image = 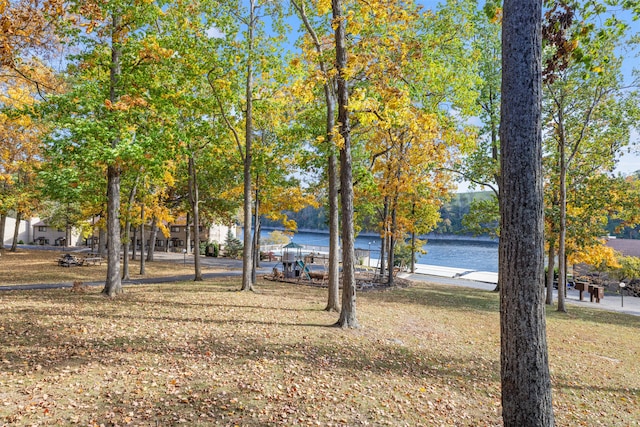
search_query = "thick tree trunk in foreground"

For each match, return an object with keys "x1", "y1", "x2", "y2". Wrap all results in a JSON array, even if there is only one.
[
  {"x1": 499, "y1": 0, "x2": 554, "y2": 424},
  {"x1": 333, "y1": 0, "x2": 357, "y2": 328}
]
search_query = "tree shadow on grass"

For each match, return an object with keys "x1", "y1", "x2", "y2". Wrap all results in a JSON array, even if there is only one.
[
  {"x1": 0, "y1": 303, "x2": 498, "y2": 385},
  {"x1": 364, "y1": 283, "x2": 501, "y2": 314},
  {"x1": 544, "y1": 303, "x2": 640, "y2": 329}
]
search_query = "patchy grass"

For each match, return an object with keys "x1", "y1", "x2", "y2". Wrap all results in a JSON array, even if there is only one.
[
  {"x1": 0, "y1": 249, "x2": 220, "y2": 287},
  {"x1": 1, "y1": 254, "x2": 639, "y2": 426}
]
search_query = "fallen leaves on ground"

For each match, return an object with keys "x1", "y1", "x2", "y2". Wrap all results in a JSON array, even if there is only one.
[{"x1": 0, "y1": 259, "x2": 639, "y2": 426}]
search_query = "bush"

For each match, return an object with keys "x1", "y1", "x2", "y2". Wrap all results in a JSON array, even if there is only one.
[{"x1": 204, "y1": 242, "x2": 220, "y2": 257}]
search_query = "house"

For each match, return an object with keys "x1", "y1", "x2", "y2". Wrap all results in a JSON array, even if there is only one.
[
  {"x1": 606, "y1": 237, "x2": 640, "y2": 258},
  {"x1": 1, "y1": 215, "x2": 31, "y2": 246},
  {"x1": 31, "y1": 218, "x2": 84, "y2": 246},
  {"x1": 163, "y1": 217, "x2": 235, "y2": 253},
  {"x1": 2, "y1": 214, "x2": 235, "y2": 252}
]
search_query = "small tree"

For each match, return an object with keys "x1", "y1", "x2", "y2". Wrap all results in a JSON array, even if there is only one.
[
  {"x1": 224, "y1": 229, "x2": 243, "y2": 259},
  {"x1": 393, "y1": 238, "x2": 426, "y2": 269}
]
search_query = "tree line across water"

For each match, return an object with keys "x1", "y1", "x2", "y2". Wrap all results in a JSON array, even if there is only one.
[{"x1": 264, "y1": 190, "x2": 640, "y2": 239}]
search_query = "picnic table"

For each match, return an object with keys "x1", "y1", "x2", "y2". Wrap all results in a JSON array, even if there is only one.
[
  {"x1": 83, "y1": 256, "x2": 103, "y2": 266},
  {"x1": 57, "y1": 253, "x2": 104, "y2": 267},
  {"x1": 58, "y1": 254, "x2": 84, "y2": 267}
]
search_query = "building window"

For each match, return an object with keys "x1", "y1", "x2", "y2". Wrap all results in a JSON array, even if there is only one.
[
  {"x1": 171, "y1": 226, "x2": 180, "y2": 232},
  {"x1": 178, "y1": 240, "x2": 184, "y2": 247},
  {"x1": 198, "y1": 226, "x2": 204, "y2": 232},
  {"x1": 57, "y1": 228, "x2": 64, "y2": 232},
  {"x1": 38, "y1": 226, "x2": 46, "y2": 232},
  {"x1": 156, "y1": 239, "x2": 164, "y2": 247}
]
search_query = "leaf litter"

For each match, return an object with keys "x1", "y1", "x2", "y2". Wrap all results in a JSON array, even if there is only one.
[{"x1": 1, "y1": 254, "x2": 639, "y2": 426}]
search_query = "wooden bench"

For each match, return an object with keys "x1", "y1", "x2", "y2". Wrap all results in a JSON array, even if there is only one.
[
  {"x1": 574, "y1": 280, "x2": 604, "y2": 303},
  {"x1": 588, "y1": 284, "x2": 604, "y2": 303},
  {"x1": 575, "y1": 281, "x2": 589, "y2": 301}
]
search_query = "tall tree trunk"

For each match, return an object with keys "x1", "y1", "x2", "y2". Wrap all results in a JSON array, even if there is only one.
[
  {"x1": 99, "y1": 227, "x2": 107, "y2": 257},
  {"x1": 188, "y1": 156, "x2": 203, "y2": 281},
  {"x1": 546, "y1": 238, "x2": 556, "y2": 305},
  {"x1": 291, "y1": 0, "x2": 340, "y2": 313},
  {"x1": 131, "y1": 226, "x2": 137, "y2": 261},
  {"x1": 185, "y1": 212, "x2": 191, "y2": 255},
  {"x1": 0, "y1": 213, "x2": 6, "y2": 250},
  {"x1": 333, "y1": 0, "x2": 358, "y2": 328},
  {"x1": 252, "y1": 189, "x2": 260, "y2": 284},
  {"x1": 10, "y1": 211, "x2": 21, "y2": 252},
  {"x1": 388, "y1": 159, "x2": 402, "y2": 286},
  {"x1": 410, "y1": 231, "x2": 416, "y2": 274},
  {"x1": 241, "y1": 0, "x2": 256, "y2": 292},
  {"x1": 326, "y1": 153, "x2": 340, "y2": 312},
  {"x1": 102, "y1": 12, "x2": 123, "y2": 297},
  {"x1": 90, "y1": 216, "x2": 96, "y2": 252},
  {"x1": 122, "y1": 226, "x2": 130, "y2": 280},
  {"x1": 410, "y1": 202, "x2": 416, "y2": 274},
  {"x1": 388, "y1": 202, "x2": 398, "y2": 287},
  {"x1": 557, "y1": 121, "x2": 567, "y2": 313},
  {"x1": 500, "y1": 0, "x2": 554, "y2": 424},
  {"x1": 379, "y1": 197, "x2": 389, "y2": 278},
  {"x1": 122, "y1": 181, "x2": 138, "y2": 281},
  {"x1": 65, "y1": 205, "x2": 71, "y2": 247},
  {"x1": 139, "y1": 204, "x2": 145, "y2": 275},
  {"x1": 147, "y1": 217, "x2": 158, "y2": 262}
]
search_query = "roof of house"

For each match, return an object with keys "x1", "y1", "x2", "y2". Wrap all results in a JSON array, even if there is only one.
[{"x1": 606, "y1": 238, "x2": 640, "y2": 257}]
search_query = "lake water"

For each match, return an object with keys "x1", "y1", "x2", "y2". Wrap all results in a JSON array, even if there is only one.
[{"x1": 265, "y1": 230, "x2": 499, "y2": 273}]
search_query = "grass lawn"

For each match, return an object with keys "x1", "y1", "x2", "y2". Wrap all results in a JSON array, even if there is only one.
[
  {"x1": 1, "y1": 251, "x2": 639, "y2": 426},
  {"x1": 0, "y1": 249, "x2": 221, "y2": 287}
]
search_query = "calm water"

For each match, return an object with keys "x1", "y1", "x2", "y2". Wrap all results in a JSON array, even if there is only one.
[{"x1": 267, "y1": 230, "x2": 499, "y2": 273}]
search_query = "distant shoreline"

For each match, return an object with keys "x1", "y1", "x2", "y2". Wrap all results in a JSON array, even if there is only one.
[{"x1": 261, "y1": 226, "x2": 498, "y2": 244}]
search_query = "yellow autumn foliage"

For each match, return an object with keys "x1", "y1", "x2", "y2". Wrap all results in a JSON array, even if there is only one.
[{"x1": 569, "y1": 240, "x2": 620, "y2": 269}]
